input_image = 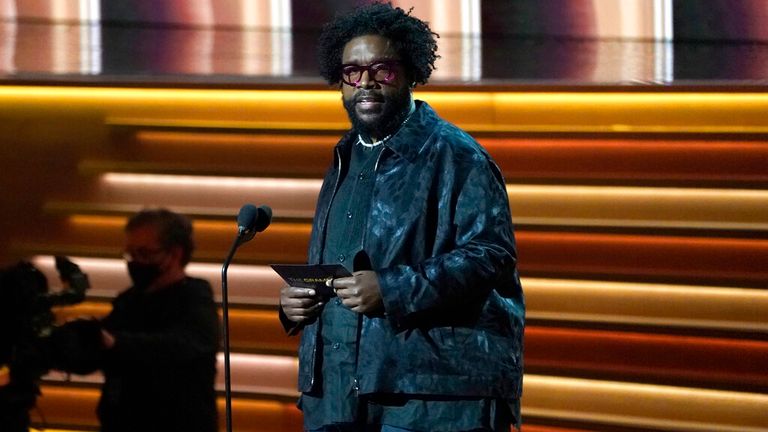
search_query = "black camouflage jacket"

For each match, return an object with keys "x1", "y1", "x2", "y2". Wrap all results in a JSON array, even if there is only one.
[{"x1": 284, "y1": 101, "x2": 524, "y2": 410}]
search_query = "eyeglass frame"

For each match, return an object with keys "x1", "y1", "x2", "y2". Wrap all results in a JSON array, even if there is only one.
[
  {"x1": 123, "y1": 246, "x2": 168, "y2": 263},
  {"x1": 340, "y1": 60, "x2": 403, "y2": 87}
]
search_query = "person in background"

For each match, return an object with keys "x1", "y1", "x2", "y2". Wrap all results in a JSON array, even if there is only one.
[
  {"x1": 56, "y1": 208, "x2": 219, "y2": 432},
  {"x1": 279, "y1": 3, "x2": 525, "y2": 431}
]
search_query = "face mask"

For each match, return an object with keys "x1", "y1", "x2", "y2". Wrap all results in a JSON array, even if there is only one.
[{"x1": 127, "y1": 261, "x2": 163, "y2": 290}]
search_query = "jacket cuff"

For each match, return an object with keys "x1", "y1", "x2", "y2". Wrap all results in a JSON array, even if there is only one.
[
  {"x1": 377, "y1": 268, "x2": 407, "y2": 330},
  {"x1": 278, "y1": 306, "x2": 300, "y2": 334}
]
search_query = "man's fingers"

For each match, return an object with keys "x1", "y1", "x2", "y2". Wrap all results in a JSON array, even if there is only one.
[
  {"x1": 280, "y1": 284, "x2": 325, "y2": 323},
  {"x1": 282, "y1": 286, "x2": 317, "y2": 298},
  {"x1": 284, "y1": 301, "x2": 323, "y2": 321},
  {"x1": 328, "y1": 276, "x2": 355, "y2": 289},
  {"x1": 294, "y1": 288, "x2": 316, "y2": 297},
  {"x1": 339, "y1": 295, "x2": 360, "y2": 309},
  {"x1": 283, "y1": 296, "x2": 321, "y2": 309},
  {"x1": 330, "y1": 270, "x2": 382, "y2": 314},
  {"x1": 343, "y1": 300, "x2": 367, "y2": 313},
  {"x1": 335, "y1": 286, "x2": 359, "y2": 299}
]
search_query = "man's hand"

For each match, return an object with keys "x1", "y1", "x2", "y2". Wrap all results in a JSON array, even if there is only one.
[
  {"x1": 280, "y1": 286, "x2": 323, "y2": 323},
  {"x1": 330, "y1": 271, "x2": 383, "y2": 314}
]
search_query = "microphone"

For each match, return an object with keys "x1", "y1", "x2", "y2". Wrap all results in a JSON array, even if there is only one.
[
  {"x1": 236, "y1": 204, "x2": 272, "y2": 244},
  {"x1": 221, "y1": 203, "x2": 271, "y2": 432},
  {"x1": 236, "y1": 204, "x2": 258, "y2": 234},
  {"x1": 253, "y1": 205, "x2": 272, "y2": 232}
]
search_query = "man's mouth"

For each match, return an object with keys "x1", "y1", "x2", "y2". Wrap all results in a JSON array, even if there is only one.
[{"x1": 356, "y1": 93, "x2": 384, "y2": 108}]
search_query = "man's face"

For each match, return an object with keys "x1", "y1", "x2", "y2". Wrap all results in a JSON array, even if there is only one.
[
  {"x1": 341, "y1": 34, "x2": 412, "y2": 140},
  {"x1": 124, "y1": 225, "x2": 174, "y2": 289},
  {"x1": 124, "y1": 225, "x2": 168, "y2": 266}
]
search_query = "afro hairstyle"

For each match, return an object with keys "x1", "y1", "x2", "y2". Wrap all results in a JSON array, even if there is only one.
[{"x1": 317, "y1": 2, "x2": 439, "y2": 86}]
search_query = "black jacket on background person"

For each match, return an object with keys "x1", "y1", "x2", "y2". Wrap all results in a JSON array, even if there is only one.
[
  {"x1": 281, "y1": 101, "x2": 525, "y2": 420},
  {"x1": 97, "y1": 277, "x2": 219, "y2": 432}
]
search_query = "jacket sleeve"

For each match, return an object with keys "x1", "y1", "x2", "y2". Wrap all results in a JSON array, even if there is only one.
[
  {"x1": 377, "y1": 158, "x2": 521, "y2": 328},
  {"x1": 278, "y1": 304, "x2": 304, "y2": 335}
]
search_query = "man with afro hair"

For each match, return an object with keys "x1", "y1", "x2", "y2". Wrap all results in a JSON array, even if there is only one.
[{"x1": 279, "y1": 3, "x2": 524, "y2": 431}]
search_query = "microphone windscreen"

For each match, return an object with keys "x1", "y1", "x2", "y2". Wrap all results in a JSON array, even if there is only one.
[
  {"x1": 236, "y1": 204, "x2": 258, "y2": 231},
  {"x1": 253, "y1": 205, "x2": 272, "y2": 232}
]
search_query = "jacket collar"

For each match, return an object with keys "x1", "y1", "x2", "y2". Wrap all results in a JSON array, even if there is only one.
[{"x1": 385, "y1": 100, "x2": 439, "y2": 162}]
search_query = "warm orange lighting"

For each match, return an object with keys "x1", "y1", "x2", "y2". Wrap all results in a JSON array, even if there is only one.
[
  {"x1": 95, "y1": 173, "x2": 321, "y2": 219},
  {"x1": 524, "y1": 326, "x2": 768, "y2": 388},
  {"x1": 216, "y1": 353, "x2": 297, "y2": 395},
  {"x1": 134, "y1": 130, "x2": 339, "y2": 147},
  {"x1": 102, "y1": 172, "x2": 321, "y2": 190},
  {"x1": 508, "y1": 184, "x2": 768, "y2": 230},
  {"x1": 30, "y1": 430, "x2": 90, "y2": 432},
  {"x1": 224, "y1": 398, "x2": 284, "y2": 412},
  {"x1": 42, "y1": 342, "x2": 298, "y2": 394},
  {"x1": 522, "y1": 374, "x2": 768, "y2": 430},
  {"x1": 68, "y1": 214, "x2": 125, "y2": 228},
  {"x1": 511, "y1": 184, "x2": 767, "y2": 199},
  {"x1": 524, "y1": 277, "x2": 761, "y2": 298},
  {"x1": 97, "y1": 172, "x2": 768, "y2": 231},
  {"x1": 67, "y1": 213, "x2": 307, "y2": 234},
  {"x1": 36, "y1": 384, "x2": 301, "y2": 430},
  {"x1": 480, "y1": 136, "x2": 768, "y2": 184},
  {"x1": 219, "y1": 352, "x2": 296, "y2": 369},
  {"x1": 517, "y1": 230, "x2": 768, "y2": 284},
  {"x1": 524, "y1": 277, "x2": 768, "y2": 331},
  {"x1": 2, "y1": 86, "x2": 768, "y2": 134},
  {"x1": 33, "y1": 255, "x2": 118, "y2": 271},
  {"x1": 34, "y1": 254, "x2": 766, "y2": 332},
  {"x1": 525, "y1": 374, "x2": 768, "y2": 400},
  {"x1": 0, "y1": 365, "x2": 9, "y2": 386},
  {"x1": 34, "y1": 254, "x2": 277, "y2": 281}
]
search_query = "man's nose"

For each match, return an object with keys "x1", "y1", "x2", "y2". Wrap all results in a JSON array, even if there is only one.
[{"x1": 357, "y1": 70, "x2": 376, "y2": 88}]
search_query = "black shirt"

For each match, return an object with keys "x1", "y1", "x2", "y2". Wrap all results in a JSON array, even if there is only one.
[
  {"x1": 302, "y1": 141, "x2": 383, "y2": 429},
  {"x1": 99, "y1": 277, "x2": 219, "y2": 432}
]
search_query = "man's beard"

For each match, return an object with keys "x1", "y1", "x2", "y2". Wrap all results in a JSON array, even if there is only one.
[{"x1": 343, "y1": 87, "x2": 412, "y2": 139}]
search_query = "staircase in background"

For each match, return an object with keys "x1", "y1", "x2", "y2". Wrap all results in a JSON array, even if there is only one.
[{"x1": 0, "y1": 86, "x2": 766, "y2": 432}]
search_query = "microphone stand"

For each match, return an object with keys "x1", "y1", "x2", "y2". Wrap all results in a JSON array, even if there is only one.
[{"x1": 221, "y1": 229, "x2": 252, "y2": 432}]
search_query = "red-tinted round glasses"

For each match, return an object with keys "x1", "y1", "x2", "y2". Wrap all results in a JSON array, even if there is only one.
[{"x1": 340, "y1": 60, "x2": 402, "y2": 87}]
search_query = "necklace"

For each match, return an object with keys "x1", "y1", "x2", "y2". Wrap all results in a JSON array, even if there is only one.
[
  {"x1": 357, "y1": 134, "x2": 391, "y2": 148},
  {"x1": 357, "y1": 110, "x2": 414, "y2": 149}
]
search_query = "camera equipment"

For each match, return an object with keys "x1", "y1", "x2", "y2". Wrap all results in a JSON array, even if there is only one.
[{"x1": 0, "y1": 256, "x2": 90, "y2": 431}]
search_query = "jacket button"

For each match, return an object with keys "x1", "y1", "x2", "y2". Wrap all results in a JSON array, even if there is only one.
[
  {"x1": 338, "y1": 254, "x2": 346, "y2": 262},
  {"x1": 332, "y1": 342, "x2": 340, "y2": 350}
]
